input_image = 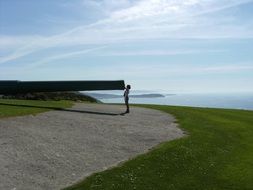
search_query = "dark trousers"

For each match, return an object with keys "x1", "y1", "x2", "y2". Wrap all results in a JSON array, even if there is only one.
[{"x1": 125, "y1": 97, "x2": 129, "y2": 112}]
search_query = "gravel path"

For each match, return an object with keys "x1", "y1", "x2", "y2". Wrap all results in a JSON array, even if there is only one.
[{"x1": 0, "y1": 103, "x2": 184, "y2": 190}]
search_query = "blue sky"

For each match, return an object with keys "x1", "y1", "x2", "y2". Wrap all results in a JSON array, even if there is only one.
[{"x1": 1, "y1": 0, "x2": 253, "y2": 93}]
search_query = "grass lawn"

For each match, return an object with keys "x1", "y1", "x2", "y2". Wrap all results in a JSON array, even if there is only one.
[
  {"x1": 0, "y1": 99, "x2": 73, "y2": 118},
  {"x1": 65, "y1": 105, "x2": 253, "y2": 190}
]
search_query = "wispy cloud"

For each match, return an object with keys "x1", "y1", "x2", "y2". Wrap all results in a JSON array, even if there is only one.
[
  {"x1": 87, "y1": 63, "x2": 253, "y2": 78},
  {"x1": 98, "y1": 49, "x2": 226, "y2": 56},
  {"x1": 1, "y1": 0, "x2": 253, "y2": 65},
  {"x1": 201, "y1": 65, "x2": 253, "y2": 72},
  {"x1": 30, "y1": 46, "x2": 107, "y2": 67}
]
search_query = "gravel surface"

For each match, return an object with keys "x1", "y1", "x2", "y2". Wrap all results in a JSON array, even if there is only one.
[{"x1": 0, "y1": 103, "x2": 184, "y2": 190}]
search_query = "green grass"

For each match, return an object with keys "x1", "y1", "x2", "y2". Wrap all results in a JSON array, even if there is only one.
[
  {"x1": 0, "y1": 101, "x2": 252, "y2": 189},
  {"x1": 64, "y1": 105, "x2": 253, "y2": 190},
  {"x1": 0, "y1": 99, "x2": 73, "y2": 118}
]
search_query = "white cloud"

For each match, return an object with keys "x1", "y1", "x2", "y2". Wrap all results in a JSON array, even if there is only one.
[
  {"x1": 30, "y1": 46, "x2": 107, "y2": 67},
  {"x1": 1, "y1": 0, "x2": 253, "y2": 64},
  {"x1": 90, "y1": 63, "x2": 253, "y2": 78},
  {"x1": 97, "y1": 49, "x2": 226, "y2": 56},
  {"x1": 202, "y1": 65, "x2": 253, "y2": 72},
  {"x1": 0, "y1": 35, "x2": 43, "y2": 50}
]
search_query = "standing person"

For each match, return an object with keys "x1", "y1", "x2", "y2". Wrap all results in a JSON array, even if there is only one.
[{"x1": 124, "y1": 85, "x2": 131, "y2": 113}]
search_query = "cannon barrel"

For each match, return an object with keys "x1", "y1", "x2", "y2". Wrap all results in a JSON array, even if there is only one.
[{"x1": 0, "y1": 80, "x2": 125, "y2": 94}]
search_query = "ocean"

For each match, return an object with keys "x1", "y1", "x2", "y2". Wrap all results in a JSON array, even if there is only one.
[{"x1": 99, "y1": 93, "x2": 253, "y2": 110}]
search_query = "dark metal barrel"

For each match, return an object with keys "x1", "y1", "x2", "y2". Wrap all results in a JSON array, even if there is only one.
[{"x1": 0, "y1": 80, "x2": 125, "y2": 94}]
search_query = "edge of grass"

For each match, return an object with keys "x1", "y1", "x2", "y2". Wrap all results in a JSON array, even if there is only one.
[
  {"x1": 64, "y1": 104, "x2": 253, "y2": 190},
  {"x1": 0, "y1": 99, "x2": 74, "y2": 119}
]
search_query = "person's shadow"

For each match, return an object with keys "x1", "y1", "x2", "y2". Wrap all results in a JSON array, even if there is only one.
[{"x1": 0, "y1": 102, "x2": 123, "y2": 116}]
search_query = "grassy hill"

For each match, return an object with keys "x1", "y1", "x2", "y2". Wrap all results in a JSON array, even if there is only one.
[
  {"x1": 0, "y1": 100, "x2": 252, "y2": 189},
  {"x1": 65, "y1": 105, "x2": 253, "y2": 190},
  {"x1": 0, "y1": 92, "x2": 99, "y2": 118},
  {"x1": 0, "y1": 99, "x2": 73, "y2": 118},
  {"x1": 1, "y1": 91, "x2": 99, "y2": 102}
]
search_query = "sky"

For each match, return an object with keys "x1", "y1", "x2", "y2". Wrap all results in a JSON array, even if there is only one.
[{"x1": 0, "y1": 0, "x2": 253, "y2": 93}]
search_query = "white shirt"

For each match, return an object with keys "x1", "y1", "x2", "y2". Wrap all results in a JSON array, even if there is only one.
[{"x1": 124, "y1": 88, "x2": 129, "y2": 98}]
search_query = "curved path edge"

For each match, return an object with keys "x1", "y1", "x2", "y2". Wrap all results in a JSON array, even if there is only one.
[{"x1": 0, "y1": 103, "x2": 185, "y2": 190}]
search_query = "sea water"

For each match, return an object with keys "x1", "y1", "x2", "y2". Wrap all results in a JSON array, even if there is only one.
[{"x1": 101, "y1": 93, "x2": 253, "y2": 110}]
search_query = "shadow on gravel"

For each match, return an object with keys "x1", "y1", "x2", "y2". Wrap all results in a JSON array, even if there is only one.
[{"x1": 0, "y1": 103, "x2": 121, "y2": 116}]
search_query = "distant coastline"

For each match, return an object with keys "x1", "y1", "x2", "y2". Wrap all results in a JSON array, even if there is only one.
[
  {"x1": 99, "y1": 93, "x2": 253, "y2": 111},
  {"x1": 84, "y1": 93, "x2": 169, "y2": 99}
]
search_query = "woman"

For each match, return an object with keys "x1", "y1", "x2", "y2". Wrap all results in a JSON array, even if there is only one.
[{"x1": 124, "y1": 85, "x2": 131, "y2": 113}]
